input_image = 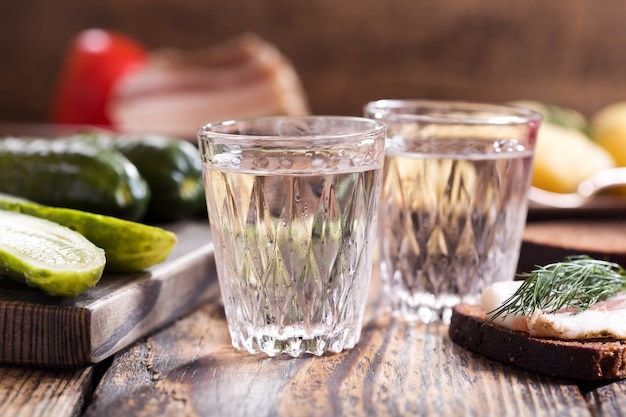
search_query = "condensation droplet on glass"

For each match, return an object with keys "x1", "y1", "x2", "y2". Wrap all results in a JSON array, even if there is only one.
[
  {"x1": 493, "y1": 139, "x2": 524, "y2": 153},
  {"x1": 230, "y1": 156, "x2": 242, "y2": 167},
  {"x1": 327, "y1": 153, "x2": 341, "y2": 167},
  {"x1": 351, "y1": 155, "x2": 363, "y2": 167},
  {"x1": 311, "y1": 152, "x2": 326, "y2": 168},
  {"x1": 279, "y1": 156, "x2": 294, "y2": 169},
  {"x1": 255, "y1": 154, "x2": 270, "y2": 168}
]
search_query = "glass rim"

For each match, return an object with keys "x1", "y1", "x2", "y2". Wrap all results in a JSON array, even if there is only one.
[
  {"x1": 197, "y1": 115, "x2": 386, "y2": 144},
  {"x1": 364, "y1": 99, "x2": 543, "y2": 125}
]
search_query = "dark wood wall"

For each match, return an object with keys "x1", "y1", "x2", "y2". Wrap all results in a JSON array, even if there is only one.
[{"x1": 2, "y1": 0, "x2": 626, "y2": 123}]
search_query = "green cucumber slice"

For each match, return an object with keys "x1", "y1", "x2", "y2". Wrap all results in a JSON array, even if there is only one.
[
  {"x1": 0, "y1": 193, "x2": 177, "y2": 273},
  {"x1": 0, "y1": 210, "x2": 106, "y2": 297}
]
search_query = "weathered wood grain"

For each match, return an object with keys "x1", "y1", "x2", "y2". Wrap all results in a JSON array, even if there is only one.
[
  {"x1": 3, "y1": 219, "x2": 626, "y2": 417},
  {"x1": 583, "y1": 380, "x2": 626, "y2": 416},
  {"x1": 0, "y1": 365, "x2": 95, "y2": 417},
  {"x1": 84, "y1": 273, "x2": 594, "y2": 417},
  {"x1": 0, "y1": 221, "x2": 217, "y2": 367}
]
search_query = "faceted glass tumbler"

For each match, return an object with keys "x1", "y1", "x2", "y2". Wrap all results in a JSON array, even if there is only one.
[
  {"x1": 198, "y1": 116, "x2": 386, "y2": 357},
  {"x1": 365, "y1": 99, "x2": 542, "y2": 324}
]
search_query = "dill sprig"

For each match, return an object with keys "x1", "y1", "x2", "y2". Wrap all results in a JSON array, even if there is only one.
[{"x1": 487, "y1": 255, "x2": 626, "y2": 322}]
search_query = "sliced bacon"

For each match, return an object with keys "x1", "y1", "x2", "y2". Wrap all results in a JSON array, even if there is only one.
[
  {"x1": 108, "y1": 33, "x2": 310, "y2": 139},
  {"x1": 481, "y1": 281, "x2": 626, "y2": 340}
]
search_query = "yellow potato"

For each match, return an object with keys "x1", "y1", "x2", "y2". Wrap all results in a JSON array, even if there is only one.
[
  {"x1": 591, "y1": 101, "x2": 626, "y2": 166},
  {"x1": 532, "y1": 123, "x2": 615, "y2": 193}
]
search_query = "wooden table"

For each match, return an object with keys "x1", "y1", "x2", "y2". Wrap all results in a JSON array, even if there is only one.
[{"x1": 2, "y1": 225, "x2": 626, "y2": 417}]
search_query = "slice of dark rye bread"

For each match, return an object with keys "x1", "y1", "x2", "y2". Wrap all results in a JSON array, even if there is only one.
[{"x1": 449, "y1": 303, "x2": 626, "y2": 381}]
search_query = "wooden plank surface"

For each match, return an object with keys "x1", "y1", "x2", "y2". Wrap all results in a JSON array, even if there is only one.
[
  {"x1": 584, "y1": 381, "x2": 626, "y2": 416},
  {"x1": 0, "y1": 221, "x2": 217, "y2": 367},
  {"x1": 82, "y1": 268, "x2": 607, "y2": 417},
  {"x1": 3, "y1": 220, "x2": 626, "y2": 416},
  {"x1": 0, "y1": 365, "x2": 95, "y2": 417}
]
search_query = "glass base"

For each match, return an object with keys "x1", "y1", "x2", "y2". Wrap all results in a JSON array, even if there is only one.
[
  {"x1": 386, "y1": 291, "x2": 480, "y2": 324},
  {"x1": 229, "y1": 324, "x2": 361, "y2": 357}
]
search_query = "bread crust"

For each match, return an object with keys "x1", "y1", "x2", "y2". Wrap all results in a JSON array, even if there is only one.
[{"x1": 449, "y1": 303, "x2": 626, "y2": 380}]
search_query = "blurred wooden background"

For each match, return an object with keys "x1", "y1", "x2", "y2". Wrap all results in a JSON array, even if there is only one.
[{"x1": 2, "y1": 0, "x2": 626, "y2": 123}]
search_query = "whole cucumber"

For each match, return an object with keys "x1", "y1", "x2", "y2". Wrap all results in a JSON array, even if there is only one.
[
  {"x1": 85, "y1": 133, "x2": 206, "y2": 222},
  {"x1": 0, "y1": 137, "x2": 150, "y2": 221}
]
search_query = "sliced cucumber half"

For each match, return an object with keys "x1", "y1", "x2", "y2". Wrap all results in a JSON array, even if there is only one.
[{"x1": 0, "y1": 209, "x2": 106, "y2": 297}]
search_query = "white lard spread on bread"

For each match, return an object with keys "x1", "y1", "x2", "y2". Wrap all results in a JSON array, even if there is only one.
[{"x1": 481, "y1": 281, "x2": 626, "y2": 340}]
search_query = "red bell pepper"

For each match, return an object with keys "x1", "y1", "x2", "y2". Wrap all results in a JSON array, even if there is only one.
[{"x1": 51, "y1": 28, "x2": 147, "y2": 126}]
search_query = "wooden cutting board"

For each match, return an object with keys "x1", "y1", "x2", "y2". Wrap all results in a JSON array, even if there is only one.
[
  {"x1": 0, "y1": 221, "x2": 218, "y2": 368},
  {"x1": 519, "y1": 220, "x2": 626, "y2": 272}
]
